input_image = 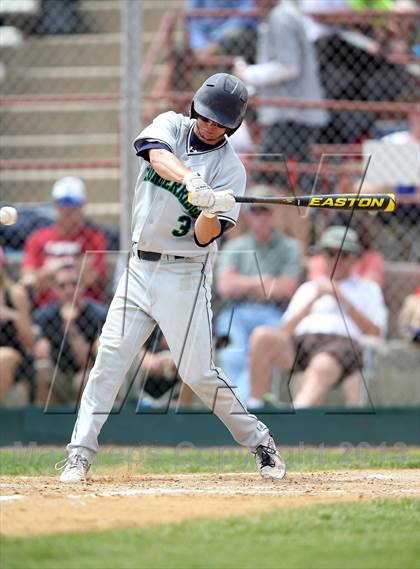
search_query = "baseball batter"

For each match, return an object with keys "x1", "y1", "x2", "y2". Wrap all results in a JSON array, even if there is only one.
[{"x1": 58, "y1": 73, "x2": 286, "y2": 483}]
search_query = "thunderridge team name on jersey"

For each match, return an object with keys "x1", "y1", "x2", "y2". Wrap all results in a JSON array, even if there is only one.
[{"x1": 144, "y1": 166, "x2": 201, "y2": 218}]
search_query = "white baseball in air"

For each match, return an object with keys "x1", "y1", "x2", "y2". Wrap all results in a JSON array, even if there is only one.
[{"x1": 0, "y1": 206, "x2": 18, "y2": 225}]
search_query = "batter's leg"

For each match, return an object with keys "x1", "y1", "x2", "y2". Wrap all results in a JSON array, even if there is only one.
[
  {"x1": 153, "y1": 260, "x2": 269, "y2": 450},
  {"x1": 67, "y1": 259, "x2": 156, "y2": 461}
]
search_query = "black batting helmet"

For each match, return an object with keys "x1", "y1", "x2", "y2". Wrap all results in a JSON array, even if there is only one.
[{"x1": 190, "y1": 73, "x2": 248, "y2": 136}]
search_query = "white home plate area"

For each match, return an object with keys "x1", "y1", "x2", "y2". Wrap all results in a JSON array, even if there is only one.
[{"x1": 1, "y1": 471, "x2": 419, "y2": 536}]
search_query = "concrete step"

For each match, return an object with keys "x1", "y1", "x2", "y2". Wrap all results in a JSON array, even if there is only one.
[
  {"x1": 84, "y1": 200, "x2": 121, "y2": 212},
  {"x1": 1, "y1": 65, "x2": 121, "y2": 94},
  {"x1": 84, "y1": 201, "x2": 120, "y2": 226},
  {"x1": 0, "y1": 133, "x2": 119, "y2": 160},
  {"x1": 0, "y1": 0, "x2": 182, "y2": 36},
  {"x1": 79, "y1": 1, "x2": 120, "y2": 34},
  {"x1": 0, "y1": 168, "x2": 120, "y2": 203},
  {"x1": 1, "y1": 62, "x2": 164, "y2": 94},
  {"x1": 0, "y1": 98, "x2": 159, "y2": 135},
  {"x1": 80, "y1": 0, "x2": 182, "y2": 34},
  {"x1": 0, "y1": 103, "x2": 120, "y2": 135},
  {"x1": 1, "y1": 34, "x2": 122, "y2": 67},
  {"x1": 0, "y1": 30, "x2": 166, "y2": 67}
]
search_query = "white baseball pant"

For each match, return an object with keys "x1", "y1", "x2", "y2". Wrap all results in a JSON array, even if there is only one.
[{"x1": 67, "y1": 252, "x2": 269, "y2": 461}]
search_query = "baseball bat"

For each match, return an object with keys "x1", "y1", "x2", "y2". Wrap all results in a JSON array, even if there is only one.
[{"x1": 233, "y1": 193, "x2": 396, "y2": 212}]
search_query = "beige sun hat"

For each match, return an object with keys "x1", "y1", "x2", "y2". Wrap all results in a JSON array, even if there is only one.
[{"x1": 316, "y1": 226, "x2": 362, "y2": 255}]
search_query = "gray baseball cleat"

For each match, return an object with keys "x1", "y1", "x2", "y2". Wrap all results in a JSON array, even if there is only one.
[
  {"x1": 254, "y1": 435, "x2": 287, "y2": 480},
  {"x1": 56, "y1": 454, "x2": 91, "y2": 483}
]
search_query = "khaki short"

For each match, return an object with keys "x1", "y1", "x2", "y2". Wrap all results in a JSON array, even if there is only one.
[{"x1": 292, "y1": 333, "x2": 363, "y2": 383}]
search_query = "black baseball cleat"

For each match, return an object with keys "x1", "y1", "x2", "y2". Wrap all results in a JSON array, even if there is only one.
[{"x1": 254, "y1": 435, "x2": 287, "y2": 480}]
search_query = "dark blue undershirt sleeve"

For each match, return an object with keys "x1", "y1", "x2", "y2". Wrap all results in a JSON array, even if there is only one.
[
  {"x1": 194, "y1": 219, "x2": 230, "y2": 248},
  {"x1": 134, "y1": 140, "x2": 173, "y2": 162}
]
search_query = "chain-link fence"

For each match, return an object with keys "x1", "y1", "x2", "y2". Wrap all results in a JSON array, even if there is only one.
[{"x1": 0, "y1": 0, "x2": 419, "y2": 410}]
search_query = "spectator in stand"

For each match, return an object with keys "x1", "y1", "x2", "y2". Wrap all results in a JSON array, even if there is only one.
[
  {"x1": 32, "y1": 264, "x2": 107, "y2": 404},
  {"x1": 398, "y1": 286, "x2": 420, "y2": 344},
  {"x1": 299, "y1": 0, "x2": 416, "y2": 143},
  {"x1": 298, "y1": 0, "x2": 351, "y2": 44},
  {"x1": 248, "y1": 226, "x2": 387, "y2": 408},
  {"x1": 0, "y1": 247, "x2": 34, "y2": 405},
  {"x1": 297, "y1": 0, "x2": 361, "y2": 144},
  {"x1": 308, "y1": 215, "x2": 385, "y2": 288},
  {"x1": 136, "y1": 328, "x2": 195, "y2": 409},
  {"x1": 188, "y1": 0, "x2": 257, "y2": 60},
  {"x1": 21, "y1": 177, "x2": 108, "y2": 309},
  {"x1": 233, "y1": 0, "x2": 329, "y2": 191},
  {"x1": 215, "y1": 185, "x2": 303, "y2": 403},
  {"x1": 173, "y1": 0, "x2": 258, "y2": 90}
]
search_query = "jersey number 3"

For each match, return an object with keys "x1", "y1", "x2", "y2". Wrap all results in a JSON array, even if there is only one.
[{"x1": 172, "y1": 215, "x2": 192, "y2": 237}]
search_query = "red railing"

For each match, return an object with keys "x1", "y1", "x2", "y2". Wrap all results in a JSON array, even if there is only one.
[
  {"x1": 142, "y1": 11, "x2": 178, "y2": 85},
  {"x1": 0, "y1": 158, "x2": 120, "y2": 170},
  {"x1": 184, "y1": 8, "x2": 420, "y2": 25},
  {"x1": 0, "y1": 93, "x2": 120, "y2": 106},
  {"x1": 148, "y1": 91, "x2": 419, "y2": 116}
]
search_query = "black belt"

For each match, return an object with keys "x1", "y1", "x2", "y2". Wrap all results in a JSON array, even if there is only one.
[{"x1": 137, "y1": 250, "x2": 185, "y2": 261}]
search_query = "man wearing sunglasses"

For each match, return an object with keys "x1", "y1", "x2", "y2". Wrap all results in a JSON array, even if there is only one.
[{"x1": 248, "y1": 226, "x2": 387, "y2": 408}]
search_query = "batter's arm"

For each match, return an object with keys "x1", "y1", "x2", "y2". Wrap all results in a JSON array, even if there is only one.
[
  {"x1": 194, "y1": 214, "x2": 222, "y2": 246},
  {"x1": 149, "y1": 148, "x2": 191, "y2": 183},
  {"x1": 149, "y1": 148, "x2": 222, "y2": 245}
]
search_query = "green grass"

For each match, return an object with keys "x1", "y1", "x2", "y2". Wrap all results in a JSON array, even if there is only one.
[
  {"x1": 1, "y1": 499, "x2": 419, "y2": 569},
  {"x1": 0, "y1": 445, "x2": 419, "y2": 476}
]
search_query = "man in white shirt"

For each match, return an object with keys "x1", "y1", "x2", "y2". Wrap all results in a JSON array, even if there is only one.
[{"x1": 248, "y1": 226, "x2": 388, "y2": 407}]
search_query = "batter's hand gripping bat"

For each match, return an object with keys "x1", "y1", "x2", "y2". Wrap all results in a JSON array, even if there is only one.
[{"x1": 233, "y1": 193, "x2": 396, "y2": 212}]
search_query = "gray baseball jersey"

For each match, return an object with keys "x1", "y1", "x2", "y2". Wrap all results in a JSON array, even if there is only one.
[{"x1": 132, "y1": 111, "x2": 246, "y2": 256}]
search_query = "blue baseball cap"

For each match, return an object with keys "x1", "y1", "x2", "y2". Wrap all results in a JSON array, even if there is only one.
[{"x1": 52, "y1": 177, "x2": 86, "y2": 207}]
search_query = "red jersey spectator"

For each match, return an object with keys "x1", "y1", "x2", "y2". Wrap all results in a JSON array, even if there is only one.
[{"x1": 22, "y1": 177, "x2": 108, "y2": 308}]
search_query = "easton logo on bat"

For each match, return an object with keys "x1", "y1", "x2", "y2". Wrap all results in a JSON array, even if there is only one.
[{"x1": 309, "y1": 196, "x2": 388, "y2": 208}]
